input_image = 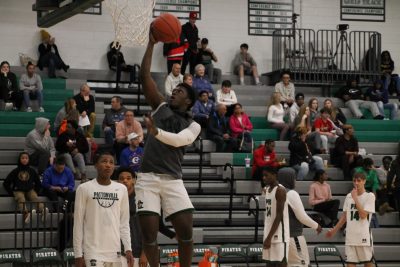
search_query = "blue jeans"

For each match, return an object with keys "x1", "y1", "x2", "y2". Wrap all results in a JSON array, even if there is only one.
[
  {"x1": 376, "y1": 101, "x2": 398, "y2": 120},
  {"x1": 104, "y1": 127, "x2": 115, "y2": 145},
  {"x1": 293, "y1": 156, "x2": 324, "y2": 180},
  {"x1": 23, "y1": 90, "x2": 43, "y2": 108},
  {"x1": 383, "y1": 74, "x2": 400, "y2": 97}
]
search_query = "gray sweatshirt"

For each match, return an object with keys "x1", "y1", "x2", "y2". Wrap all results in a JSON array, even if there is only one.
[
  {"x1": 19, "y1": 73, "x2": 43, "y2": 91},
  {"x1": 25, "y1": 117, "x2": 56, "y2": 157}
]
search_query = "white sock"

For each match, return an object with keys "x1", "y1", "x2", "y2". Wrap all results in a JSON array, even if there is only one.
[
  {"x1": 255, "y1": 77, "x2": 260, "y2": 84},
  {"x1": 240, "y1": 77, "x2": 244, "y2": 85}
]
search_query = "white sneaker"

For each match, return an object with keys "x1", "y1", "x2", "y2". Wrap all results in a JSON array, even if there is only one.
[
  {"x1": 26, "y1": 107, "x2": 32, "y2": 112},
  {"x1": 39, "y1": 107, "x2": 45, "y2": 112}
]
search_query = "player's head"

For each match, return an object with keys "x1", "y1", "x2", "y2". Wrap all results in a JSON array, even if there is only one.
[
  {"x1": 277, "y1": 167, "x2": 296, "y2": 190},
  {"x1": 352, "y1": 172, "x2": 366, "y2": 190},
  {"x1": 262, "y1": 166, "x2": 278, "y2": 187},
  {"x1": 116, "y1": 166, "x2": 136, "y2": 192},
  {"x1": 94, "y1": 151, "x2": 115, "y2": 179},
  {"x1": 169, "y1": 83, "x2": 196, "y2": 111}
]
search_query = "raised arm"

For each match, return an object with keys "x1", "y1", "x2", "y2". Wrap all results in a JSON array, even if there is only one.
[{"x1": 139, "y1": 33, "x2": 164, "y2": 110}]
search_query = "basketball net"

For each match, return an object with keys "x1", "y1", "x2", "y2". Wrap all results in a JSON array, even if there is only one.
[{"x1": 104, "y1": 0, "x2": 155, "y2": 47}]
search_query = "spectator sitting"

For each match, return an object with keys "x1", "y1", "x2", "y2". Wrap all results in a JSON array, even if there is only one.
[
  {"x1": 381, "y1": 50, "x2": 400, "y2": 97},
  {"x1": 387, "y1": 143, "x2": 400, "y2": 215},
  {"x1": 275, "y1": 71, "x2": 295, "y2": 107},
  {"x1": 74, "y1": 84, "x2": 96, "y2": 138},
  {"x1": 192, "y1": 64, "x2": 215, "y2": 100},
  {"x1": 197, "y1": 38, "x2": 220, "y2": 84},
  {"x1": 216, "y1": 80, "x2": 237, "y2": 116},
  {"x1": 354, "y1": 158, "x2": 380, "y2": 194},
  {"x1": 309, "y1": 169, "x2": 340, "y2": 227},
  {"x1": 289, "y1": 92, "x2": 305, "y2": 125},
  {"x1": 54, "y1": 98, "x2": 77, "y2": 135},
  {"x1": 24, "y1": 117, "x2": 55, "y2": 176},
  {"x1": 207, "y1": 104, "x2": 236, "y2": 152},
  {"x1": 3, "y1": 152, "x2": 45, "y2": 224},
  {"x1": 42, "y1": 155, "x2": 75, "y2": 212},
  {"x1": 19, "y1": 62, "x2": 44, "y2": 112},
  {"x1": 252, "y1": 139, "x2": 282, "y2": 180},
  {"x1": 288, "y1": 126, "x2": 324, "y2": 181},
  {"x1": 366, "y1": 80, "x2": 398, "y2": 120},
  {"x1": 376, "y1": 156, "x2": 396, "y2": 215},
  {"x1": 267, "y1": 92, "x2": 290, "y2": 141},
  {"x1": 335, "y1": 78, "x2": 383, "y2": 119},
  {"x1": 308, "y1": 97, "x2": 320, "y2": 127},
  {"x1": 55, "y1": 120, "x2": 89, "y2": 181},
  {"x1": 37, "y1": 30, "x2": 69, "y2": 78},
  {"x1": 331, "y1": 124, "x2": 362, "y2": 180},
  {"x1": 119, "y1": 132, "x2": 144, "y2": 173},
  {"x1": 107, "y1": 42, "x2": 136, "y2": 88},
  {"x1": 233, "y1": 43, "x2": 262, "y2": 85},
  {"x1": 314, "y1": 107, "x2": 337, "y2": 154},
  {"x1": 115, "y1": 110, "x2": 143, "y2": 162},
  {"x1": 192, "y1": 90, "x2": 215, "y2": 128},
  {"x1": 0, "y1": 61, "x2": 22, "y2": 111},
  {"x1": 163, "y1": 35, "x2": 187, "y2": 74},
  {"x1": 164, "y1": 63, "x2": 183, "y2": 96},
  {"x1": 293, "y1": 104, "x2": 322, "y2": 154},
  {"x1": 102, "y1": 96, "x2": 127, "y2": 145},
  {"x1": 229, "y1": 103, "x2": 253, "y2": 138},
  {"x1": 323, "y1": 98, "x2": 347, "y2": 129},
  {"x1": 183, "y1": 73, "x2": 193, "y2": 87}
]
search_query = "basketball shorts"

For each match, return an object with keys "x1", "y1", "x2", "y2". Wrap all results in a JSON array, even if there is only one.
[
  {"x1": 135, "y1": 172, "x2": 194, "y2": 219},
  {"x1": 262, "y1": 242, "x2": 288, "y2": 263},
  {"x1": 288, "y1": 236, "x2": 309, "y2": 267},
  {"x1": 345, "y1": 245, "x2": 374, "y2": 264}
]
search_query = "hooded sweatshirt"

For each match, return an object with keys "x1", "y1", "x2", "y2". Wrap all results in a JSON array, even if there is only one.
[
  {"x1": 278, "y1": 167, "x2": 319, "y2": 237},
  {"x1": 25, "y1": 117, "x2": 56, "y2": 157},
  {"x1": 3, "y1": 153, "x2": 42, "y2": 195}
]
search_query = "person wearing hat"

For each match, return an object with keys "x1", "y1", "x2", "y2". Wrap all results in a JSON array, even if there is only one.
[
  {"x1": 288, "y1": 92, "x2": 305, "y2": 125},
  {"x1": 0, "y1": 61, "x2": 23, "y2": 110},
  {"x1": 192, "y1": 89, "x2": 215, "y2": 128},
  {"x1": 55, "y1": 120, "x2": 89, "y2": 181},
  {"x1": 37, "y1": 29, "x2": 69, "y2": 78},
  {"x1": 120, "y1": 132, "x2": 144, "y2": 174},
  {"x1": 181, "y1": 11, "x2": 199, "y2": 75},
  {"x1": 136, "y1": 31, "x2": 201, "y2": 267}
]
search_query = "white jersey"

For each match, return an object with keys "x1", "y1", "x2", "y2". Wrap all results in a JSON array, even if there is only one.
[
  {"x1": 73, "y1": 179, "x2": 131, "y2": 261},
  {"x1": 263, "y1": 184, "x2": 290, "y2": 243},
  {"x1": 343, "y1": 191, "x2": 375, "y2": 246}
]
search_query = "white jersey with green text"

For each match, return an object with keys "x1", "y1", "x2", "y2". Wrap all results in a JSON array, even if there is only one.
[
  {"x1": 263, "y1": 184, "x2": 290, "y2": 243},
  {"x1": 343, "y1": 191, "x2": 375, "y2": 246}
]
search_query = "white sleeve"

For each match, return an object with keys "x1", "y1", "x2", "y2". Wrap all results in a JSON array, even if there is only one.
[
  {"x1": 287, "y1": 191, "x2": 319, "y2": 230},
  {"x1": 363, "y1": 193, "x2": 376, "y2": 214},
  {"x1": 155, "y1": 121, "x2": 201, "y2": 147},
  {"x1": 119, "y1": 187, "x2": 132, "y2": 252},
  {"x1": 267, "y1": 106, "x2": 280, "y2": 124},
  {"x1": 231, "y1": 91, "x2": 238, "y2": 104},
  {"x1": 164, "y1": 77, "x2": 172, "y2": 96},
  {"x1": 289, "y1": 106, "x2": 297, "y2": 123},
  {"x1": 73, "y1": 185, "x2": 86, "y2": 258}
]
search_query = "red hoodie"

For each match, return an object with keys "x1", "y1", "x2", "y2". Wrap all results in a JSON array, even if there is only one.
[{"x1": 252, "y1": 145, "x2": 279, "y2": 175}]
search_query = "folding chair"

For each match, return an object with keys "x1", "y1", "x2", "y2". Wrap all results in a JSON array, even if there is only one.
[
  {"x1": 159, "y1": 245, "x2": 178, "y2": 266},
  {"x1": 0, "y1": 249, "x2": 26, "y2": 266},
  {"x1": 246, "y1": 243, "x2": 266, "y2": 266},
  {"x1": 31, "y1": 247, "x2": 63, "y2": 266},
  {"x1": 62, "y1": 248, "x2": 74, "y2": 267},
  {"x1": 314, "y1": 244, "x2": 345, "y2": 267},
  {"x1": 218, "y1": 244, "x2": 248, "y2": 267}
]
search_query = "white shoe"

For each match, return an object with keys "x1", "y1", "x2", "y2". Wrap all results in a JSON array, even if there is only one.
[
  {"x1": 26, "y1": 107, "x2": 32, "y2": 112},
  {"x1": 39, "y1": 107, "x2": 45, "y2": 112}
]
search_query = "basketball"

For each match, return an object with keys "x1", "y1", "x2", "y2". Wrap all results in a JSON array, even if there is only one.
[{"x1": 151, "y1": 13, "x2": 182, "y2": 43}]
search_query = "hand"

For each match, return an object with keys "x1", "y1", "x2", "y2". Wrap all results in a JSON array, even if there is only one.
[
  {"x1": 71, "y1": 148, "x2": 79, "y2": 156},
  {"x1": 75, "y1": 257, "x2": 86, "y2": 267},
  {"x1": 325, "y1": 229, "x2": 334, "y2": 238},
  {"x1": 263, "y1": 237, "x2": 271, "y2": 249},
  {"x1": 139, "y1": 251, "x2": 148, "y2": 267},
  {"x1": 125, "y1": 251, "x2": 134, "y2": 267},
  {"x1": 144, "y1": 114, "x2": 158, "y2": 136},
  {"x1": 351, "y1": 188, "x2": 358, "y2": 200},
  {"x1": 287, "y1": 99, "x2": 294, "y2": 104},
  {"x1": 302, "y1": 114, "x2": 308, "y2": 120},
  {"x1": 63, "y1": 187, "x2": 69, "y2": 192},
  {"x1": 223, "y1": 133, "x2": 230, "y2": 139},
  {"x1": 49, "y1": 157, "x2": 54, "y2": 165},
  {"x1": 49, "y1": 37, "x2": 55, "y2": 45},
  {"x1": 52, "y1": 186, "x2": 62, "y2": 192},
  {"x1": 66, "y1": 141, "x2": 74, "y2": 147},
  {"x1": 149, "y1": 26, "x2": 157, "y2": 44},
  {"x1": 44, "y1": 129, "x2": 51, "y2": 137},
  {"x1": 316, "y1": 224, "x2": 322, "y2": 234}
]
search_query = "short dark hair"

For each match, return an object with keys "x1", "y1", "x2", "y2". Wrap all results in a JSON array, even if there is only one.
[
  {"x1": 124, "y1": 109, "x2": 134, "y2": 116},
  {"x1": 264, "y1": 139, "x2": 274, "y2": 145},
  {"x1": 221, "y1": 80, "x2": 232, "y2": 88},
  {"x1": 363, "y1": 157, "x2": 374, "y2": 167},
  {"x1": 94, "y1": 151, "x2": 115, "y2": 164},
  {"x1": 320, "y1": 107, "x2": 330, "y2": 114},
  {"x1": 240, "y1": 43, "x2": 249, "y2": 49},
  {"x1": 112, "y1": 96, "x2": 123, "y2": 104},
  {"x1": 353, "y1": 172, "x2": 366, "y2": 180},
  {"x1": 233, "y1": 103, "x2": 242, "y2": 109},
  {"x1": 295, "y1": 93, "x2": 304, "y2": 100},
  {"x1": 262, "y1": 166, "x2": 278, "y2": 175},
  {"x1": 26, "y1": 61, "x2": 34, "y2": 69},
  {"x1": 201, "y1": 38, "x2": 208, "y2": 44},
  {"x1": 198, "y1": 90, "x2": 208, "y2": 97},
  {"x1": 313, "y1": 169, "x2": 326, "y2": 181},
  {"x1": 281, "y1": 70, "x2": 291, "y2": 78},
  {"x1": 55, "y1": 155, "x2": 66, "y2": 165},
  {"x1": 382, "y1": 156, "x2": 393, "y2": 163},
  {"x1": 116, "y1": 166, "x2": 136, "y2": 179},
  {"x1": 177, "y1": 82, "x2": 196, "y2": 110}
]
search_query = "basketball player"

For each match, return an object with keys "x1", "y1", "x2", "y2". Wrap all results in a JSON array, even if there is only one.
[
  {"x1": 73, "y1": 152, "x2": 134, "y2": 267},
  {"x1": 262, "y1": 166, "x2": 290, "y2": 267},
  {"x1": 136, "y1": 31, "x2": 201, "y2": 267},
  {"x1": 326, "y1": 172, "x2": 376, "y2": 267}
]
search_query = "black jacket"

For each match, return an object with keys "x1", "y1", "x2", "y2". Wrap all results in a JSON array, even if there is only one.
[
  {"x1": 182, "y1": 22, "x2": 199, "y2": 51},
  {"x1": 73, "y1": 93, "x2": 95, "y2": 116},
  {"x1": 207, "y1": 111, "x2": 230, "y2": 138},
  {"x1": 388, "y1": 158, "x2": 400, "y2": 190},
  {"x1": 56, "y1": 131, "x2": 89, "y2": 154},
  {"x1": 331, "y1": 135, "x2": 359, "y2": 165},
  {"x1": 37, "y1": 43, "x2": 63, "y2": 69},
  {"x1": 0, "y1": 72, "x2": 18, "y2": 101},
  {"x1": 288, "y1": 136, "x2": 311, "y2": 166}
]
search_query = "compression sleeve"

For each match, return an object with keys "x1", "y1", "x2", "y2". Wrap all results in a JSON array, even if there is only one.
[
  {"x1": 155, "y1": 121, "x2": 201, "y2": 147},
  {"x1": 73, "y1": 185, "x2": 86, "y2": 258},
  {"x1": 120, "y1": 187, "x2": 132, "y2": 252},
  {"x1": 287, "y1": 191, "x2": 319, "y2": 230}
]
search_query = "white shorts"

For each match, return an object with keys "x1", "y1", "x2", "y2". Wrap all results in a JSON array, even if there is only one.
[
  {"x1": 345, "y1": 245, "x2": 374, "y2": 264},
  {"x1": 288, "y1": 236, "x2": 309, "y2": 267},
  {"x1": 262, "y1": 242, "x2": 288, "y2": 263},
  {"x1": 135, "y1": 172, "x2": 194, "y2": 219},
  {"x1": 85, "y1": 259, "x2": 122, "y2": 267}
]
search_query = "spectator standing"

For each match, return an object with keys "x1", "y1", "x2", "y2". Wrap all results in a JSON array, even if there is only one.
[
  {"x1": 164, "y1": 63, "x2": 183, "y2": 96},
  {"x1": 267, "y1": 92, "x2": 290, "y2": 141},
  {"x1": 3, "y1": 152, "x2": 45, "y2": 224},
  {"x1": 192, "y1": 90, "x2": 215, "y2": 128},
  {"x1": 381, "y1": 50, "x2": 400, "y2": 97},
  {"x1": 233, "y1": 43, "x2": 262, "y2": 85},
  {"x1": 181, "y1": 11, "x2": 199, "y2": 75},
  {"x1": 207, "y1": 104, "x2": 236, "y2": 152},
  {"x1": 25, "y1": 117, "x2": 55, "y2": 175},
  {"x1": 102, "y1": 96, "x2": 127, "y2": 145},
  {"x1": 115, "y1": 110, "x2": 143, "y2": 162},
  {"x1": 323, "y1": 98, "x2": 347, "y2": 128},
  {"x1": 37, "y1": 30, "x2": 69, "y2": 78},
  {"x1": 252, "y1": 139, "x2": 281, "y2": 180},
  {"x1": 275, "y1": 71, "x2": 295, "y2": 107},
  {"x1": 120, "y1": 132, "x2": 144, "y2": 174},
  {"x1": 74, "y1": 84, "x2": 96, "y2": 138},
  {"x1": 288, "y1": 93, "x2": 304, "y2": 125},
  {"x1": 55, "y1": 120, "x2": 89, "y2": 181},
  {"x1": 309, "y1": 169, "x2": 340, "y2": 226},
  {"x1": 0, "y1": 61, "x2": 22, "y2": 110},
  {"x1": 192, "y1": 64, "x2": 215, "y2": 100},
  {"x1": 314, "y1": 107, "x2": 337, "y2": 154},
  {"x1": 163, "y1": 36, "x2": 187, "y2": 74},
  {"x1": 366, "y1": 80, "x2": 398, "y2": 120},
  {"x1": 216, "y1": 80, "x2": 237, "y2": 116},
  {"x1": 196, "y1": 38, "x2": 220, "y2": 84},
  {"x1": 107, "y1": 42, "x2": 137, "y2": 88},
  {"x1": 19, "y1": 62, "x2": 44, "y2": 112}
]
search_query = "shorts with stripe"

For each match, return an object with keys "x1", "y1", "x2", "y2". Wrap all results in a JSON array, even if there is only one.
[
  {"x1": 288, "y1": 235, "x2": 309, "y2": 267},
  {"x1": 262, "y1": 242, "x2": 288, "y2": 263}
]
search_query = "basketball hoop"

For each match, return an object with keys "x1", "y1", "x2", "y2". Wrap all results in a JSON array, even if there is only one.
[{"x1": 104, "y1": 0, "x2": 155, "y2": 47}]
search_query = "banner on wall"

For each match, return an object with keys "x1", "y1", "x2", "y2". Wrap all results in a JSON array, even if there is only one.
[
  {"x1": 153, "y1": 0, "x2": 201, "y2": 19},
  {"x1": 341, "y1": 0, "x2": 385, "y2": 22},
  {"x1": 248, "y1": 0, "x2": 294, "y2": 36}
]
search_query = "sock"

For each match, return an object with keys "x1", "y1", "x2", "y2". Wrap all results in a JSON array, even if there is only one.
[
  {"x1": 240, "y1": 77, "x2": 244, "y2": 85},
  {"x1": 255, "y1": 77, "x2": 260, "y2": 84}
]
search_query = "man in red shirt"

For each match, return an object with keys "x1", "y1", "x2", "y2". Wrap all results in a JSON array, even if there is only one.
[
  {"x1": 252, "y1": 139, "x2": 281, "y2": 181},
  {"x1": 314, "y1": 107, "x2": 337, "y2": 154}
]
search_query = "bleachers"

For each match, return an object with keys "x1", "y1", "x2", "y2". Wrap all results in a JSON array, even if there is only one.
[{"x1": 0, "y1": 71, "x2": 399, "y2": 266}]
